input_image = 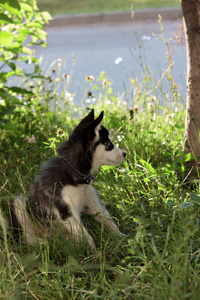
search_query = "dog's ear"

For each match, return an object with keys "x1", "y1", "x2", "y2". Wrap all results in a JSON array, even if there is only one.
[
  {"x1": 80, "y1": 109, "x2": 95, "y2": 124},
  {"x1": 92, "y1": 111, "x2": 104, "y2": 128},
  {"x1": 87, "y1": 111, "x2": 104, "y2": 141}
]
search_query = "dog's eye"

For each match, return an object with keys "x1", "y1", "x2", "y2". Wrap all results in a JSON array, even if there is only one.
[
  {"x1": 105, "y1": 140, "x2": 114, "y2": 150},
  {"x1": 105, "y1": 140, "x2": 111, "y2": 146}
]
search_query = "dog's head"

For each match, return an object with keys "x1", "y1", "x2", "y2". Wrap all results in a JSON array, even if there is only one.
[
  {"x1": 76, "y1": 109, "x2": 126, "y2": 171},
  {"x1": 57, "y1": 109, "x2": 126, "y2": 172}
]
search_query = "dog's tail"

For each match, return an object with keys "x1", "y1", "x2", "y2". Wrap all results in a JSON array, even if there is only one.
[{"x1": 9, "y1": 195, "x2": 44, "y2": 244}]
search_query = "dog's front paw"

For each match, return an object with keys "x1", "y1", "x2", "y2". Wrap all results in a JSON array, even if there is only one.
[{"x1": 118, "y1": 231, "x2": 127, "y2": 237}]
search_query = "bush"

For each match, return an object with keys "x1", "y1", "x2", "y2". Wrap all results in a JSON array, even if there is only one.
[{"x1": 0, "y1": 0, "x2": 52, "y2": 150}]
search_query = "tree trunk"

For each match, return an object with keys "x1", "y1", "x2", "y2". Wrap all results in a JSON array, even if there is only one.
[{"x1": 181, "y1": 0, "x2": 200, "y2": 175}]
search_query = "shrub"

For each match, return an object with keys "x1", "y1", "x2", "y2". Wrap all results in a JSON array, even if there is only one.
[{"x1": 0, "y1": 0, "x2": 52, "y2": 150}]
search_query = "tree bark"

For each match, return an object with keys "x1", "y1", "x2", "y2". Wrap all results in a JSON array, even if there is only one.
[{"x1": 181, "y1": 0, "x2": 200, "y2": 175}]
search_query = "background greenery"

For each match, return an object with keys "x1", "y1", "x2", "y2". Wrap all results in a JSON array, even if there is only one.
[
  {"x1": 2, "y1": 0, "x2": 200, "y2": 299},
  {"x1": 37, "y1": 0, "x2": 180, "y2": 15}
]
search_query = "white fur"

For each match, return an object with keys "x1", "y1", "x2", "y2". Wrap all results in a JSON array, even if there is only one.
[
  {"x1": 91, "y1": 145, "x2": 125, "y2": 172},
  {"x1": 60, "y1": 184, "x2": 124, "y2": 250},
  {"x1": 108, "y1": 133, "x2": 113, "y2": 141},
  {"x1": 94, "y1": 124, "x2": 101, "y2": 142},
  {"x1": 13, "y1": 195, "x2": 44, "y2": 244}
]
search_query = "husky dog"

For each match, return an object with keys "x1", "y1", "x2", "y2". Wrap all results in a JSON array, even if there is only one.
[{"x1": 10, "y1": 109, "x2": 126, "y2": 250}]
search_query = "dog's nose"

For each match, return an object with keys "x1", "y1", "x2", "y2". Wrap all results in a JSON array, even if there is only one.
[{"x1": 123, "y1": 152, "x2": 126, "y2": 158}]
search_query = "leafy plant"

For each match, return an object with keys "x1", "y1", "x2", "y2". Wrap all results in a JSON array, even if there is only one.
[{"x1": 0, "y1": 0, "x2": 51, "y2": 147}]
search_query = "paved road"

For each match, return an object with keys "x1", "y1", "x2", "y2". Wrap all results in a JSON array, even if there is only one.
[{"x1": 36, "y1": 16, "x2": 186, "y2": 105}]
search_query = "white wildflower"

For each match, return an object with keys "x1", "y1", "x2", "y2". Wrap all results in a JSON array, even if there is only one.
[
  {"x1": 25, "y1": 134, "x2": 36, "y2": 144},
  {"x1": 147, "y1": 101, "x2": 155, "y2": 109},
  {"x1": 85, "y1": 75, "x2": 95, "y2": 81},
  {"x1": 117, "y1": 135, "x2": 122, "y2": 142},
  {"x1": 66, "y1": 92, "x2": 71, "y2": 97},
  {"x1": 165, "y1": 113, "x2": 175, "y2": 122},
  {"x1": 115, "y1": 57, "x2": 123, "y2": 64},
  {"x1": 67, "y1": 75, "x2": 71, "y2": 85},
  {"x1": 142, "y1": 35, "x2": 151, "y2": 41}
]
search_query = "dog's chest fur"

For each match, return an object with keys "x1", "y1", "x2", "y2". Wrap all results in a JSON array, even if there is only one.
[{"x1": 61, "y1": 184, "x2": 92, "y2": 214}]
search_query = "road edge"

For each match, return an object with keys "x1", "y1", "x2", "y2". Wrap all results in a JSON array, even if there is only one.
[{"x1": 47, "y1": 7, "x2": 182, "y2": 28}]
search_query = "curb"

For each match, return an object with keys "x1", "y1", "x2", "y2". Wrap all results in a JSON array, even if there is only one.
[{"x1": 47, "y1": 7, "x2": 182, "y2": 28}]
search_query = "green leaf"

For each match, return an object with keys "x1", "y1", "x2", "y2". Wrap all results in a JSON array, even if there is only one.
[
  {"x1": 22, "y1": 46, "x2": 32, "y2": 54},
  {"x1": 18, "y1": 29, "x2": 31, "y2": 36},
  {"x1": 0, "y1": 108, "x2": 13, "y2": 116},
  {"x1": 20, "y1": 3, "x2": 33, "y2": 12},
  {"x1": 0, "y1": 90, "x2": 22, "y2": 104},
  {"x1": 9, "y1": 86, "x2": 33, "y2": 95},
  {"x1": 184, "y1": 152, "x2": 195, "y2": 162},
  {"x1": 26, "y1": 21, "x2": 44, "y2": 28},
  {"x1": 0, "y1": 0, "x2": 21, "y2": 15},
  {"x1": 0, "y1": 118, "x2": 10, "y2": 124},
  {"x1": 0, "y1": 72, "x2": 9, "y2": 82},
  {"x1": 41, "y1": 11, "x2": 52, "y2": 24},
  {"x1": 34, "y1": 65, "x2": 40, "y2": 73},
  {"x1": 5, "y1": 45, "x2": 21, "y2": 52},
  {"x1": 0, "y1": 13, "x2": 13, "y2": 24},
  {"x1": 175, "y1": 124, "x2": 185, "y2": 131},
  {"x1": 0, "y1": 31, "x2": 14, "y2": 46},
  {"x1": 34, "y1": 28, "x2": 47, "y2": 41},
  {"x1": 139, "y1": 159, "x2": 157, "y2": 175},
  {"x1": 16, "y1": 32, "x2": 29, "y2": 44},
  {"x1": 30, "y1": 75, "x2": 48, "y2": 79},
  {"x1": 0, "y1": 69, "x2": 23, "y2": 80},
  {"x1": 6, "y1": 61, "x2": 16, "y2": 71},
  {"x1": 190, "y1": 192, "x2": 200, "y2": 205}
]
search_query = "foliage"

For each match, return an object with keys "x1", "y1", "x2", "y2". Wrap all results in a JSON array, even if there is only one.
[
  {"x1": 0, "y1": 0, "x2": 52, "y2": 151},
  {"x1": 1, "y1": 3, "x2": 200, "y2": 300}
]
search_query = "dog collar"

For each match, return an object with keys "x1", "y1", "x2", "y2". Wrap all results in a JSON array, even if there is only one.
[{"x1": 62, "y1": 159, "x2": 95, "y2": 185}]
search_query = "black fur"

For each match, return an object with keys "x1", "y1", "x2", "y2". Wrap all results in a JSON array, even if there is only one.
[
  {"x1": 94, "y1": 126, "x2": 114, "y2": 151},
  {"x1": 27, "y1": 158, "x2": 74, "y2": 223},
  {"x1": 27, "y1": 109, "x2": 103, "y2": 224},
  {"x1": 9, "y1": 199, "x2": 23, "y2": 240}
]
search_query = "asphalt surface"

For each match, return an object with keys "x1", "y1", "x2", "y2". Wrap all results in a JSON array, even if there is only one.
[{"x1": 35, "y1": 8, "x2": 186, "y2": 104}]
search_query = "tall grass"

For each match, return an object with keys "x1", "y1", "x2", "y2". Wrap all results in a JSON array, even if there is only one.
[{"x1": 1, "y1": 18, "x2": 200, "y2": 300}]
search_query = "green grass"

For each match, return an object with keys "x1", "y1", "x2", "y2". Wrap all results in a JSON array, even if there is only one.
[
  {"x1": 2, "y1": 93, "x2": 200, "y2": 299},
  {"x1": 37, "y1": 0, "x2": 180, "y2": 15},
  {"x1": 1, "y1": 14, "x2": 200, "y2": 300}
]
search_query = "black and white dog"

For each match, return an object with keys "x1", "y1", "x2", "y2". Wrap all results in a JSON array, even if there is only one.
[{"x1": 10, "y1": 109, "x2": 126, "y2": 250}]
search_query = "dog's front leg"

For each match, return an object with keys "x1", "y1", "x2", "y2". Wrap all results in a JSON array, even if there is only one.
[
  {"x1": 84, "y1": 186, "x2": 125, "y2": 236},
  {"x1": 61, "y1": 186, "x2": 96, "y2": 250},
  {"x1": 61, "y1": 214, "x2": 96, "y2": 250}
]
